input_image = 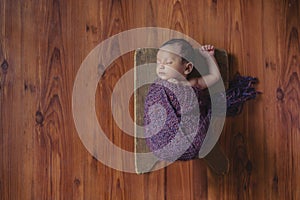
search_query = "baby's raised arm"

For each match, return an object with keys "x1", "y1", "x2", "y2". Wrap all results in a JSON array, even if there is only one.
[{"x1": 189, "y1": 45, "x2": 221, "y2": 89}]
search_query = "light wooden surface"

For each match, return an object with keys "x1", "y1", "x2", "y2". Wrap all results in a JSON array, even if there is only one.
[{"x1": 0, "y1": 0, "x2": 299, "y2": 199}]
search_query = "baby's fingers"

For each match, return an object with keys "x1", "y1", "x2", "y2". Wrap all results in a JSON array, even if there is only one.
[{"x1": 200, "y1": 44, "x2": 215, "y2": 56}]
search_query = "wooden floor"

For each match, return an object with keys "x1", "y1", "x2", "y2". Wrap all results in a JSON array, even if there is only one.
[{"x1": 1, "y1": 0, "x2": 299, "y2": 199}]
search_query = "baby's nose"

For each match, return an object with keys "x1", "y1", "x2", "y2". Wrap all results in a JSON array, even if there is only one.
[{"x1": 158, "y1": 63, "x2": 165, "y2": 69}]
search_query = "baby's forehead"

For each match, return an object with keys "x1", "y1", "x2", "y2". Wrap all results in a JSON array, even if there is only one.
[{"x1": 158, "y1": 44, "x2": 182, "y2": 57}]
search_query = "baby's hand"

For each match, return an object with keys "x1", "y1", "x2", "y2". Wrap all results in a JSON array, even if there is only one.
[
  {"x1": 199, "y1": 44, "x2": 215, "y2": 57},
  {"x1": 188, "y1": 78, "x2": 198, "y2": 87},
  {"x1": 167, "y1": 78, "x2": 179, "y2": 84},
  {"x1": 188, "y1": 77, "x2": 206, "y2": 89},
  {"x1": 168, "y1": 78, "x2": 193, "y2": 87}
]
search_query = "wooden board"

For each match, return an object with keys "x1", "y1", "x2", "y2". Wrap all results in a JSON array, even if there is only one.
[{"x1": 1, "y1": 0, "x2": 300, "y2": 199}]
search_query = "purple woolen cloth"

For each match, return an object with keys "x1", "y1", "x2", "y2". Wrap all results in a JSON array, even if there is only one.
[
  {"x1": 143, "y1": 75, "x2": 259, "y2": 162},
  {"x1": 144, "y1": 79, "x2": 211, "y2": 161}
]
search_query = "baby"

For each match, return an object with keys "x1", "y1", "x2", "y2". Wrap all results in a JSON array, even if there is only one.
[
  {"x1": 156, "y1": 39, "x2": 220, "y2": 89},
  {"x1": 144, "y1": 39, "x2": 258, "y2": 161}
]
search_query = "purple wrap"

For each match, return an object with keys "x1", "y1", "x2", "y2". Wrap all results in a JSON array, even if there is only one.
[
  {"x1": 144, "y1": 75, "x2": 259, "y2": 161},
  {"x1": 144, "y1": 79, "x2": 211, "y2": 161}
]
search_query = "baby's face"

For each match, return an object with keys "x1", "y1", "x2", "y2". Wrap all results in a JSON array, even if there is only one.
[{"x1": 156, "y1": 45, "x2": 186, "y2": 81}]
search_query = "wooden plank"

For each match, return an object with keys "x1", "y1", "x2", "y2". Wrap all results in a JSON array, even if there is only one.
[
  {"x1": 0, "y1": 1, "x2": 24, "y2": 199},
  {"x1": 230, "y1": 1, "x2": 265, "y2": 200},
  {"x1": 262, "y1": 1, "x2": 300, "y2": 200}
]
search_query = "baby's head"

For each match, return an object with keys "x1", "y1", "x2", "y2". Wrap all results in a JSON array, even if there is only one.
[{"x1": 156, "y1": 39, "x2": 195, "y2": 81}]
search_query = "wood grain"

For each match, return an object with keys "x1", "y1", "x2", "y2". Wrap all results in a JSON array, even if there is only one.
[{"x1": 0, "y1": 0, "x2": 299, "y2": 199}]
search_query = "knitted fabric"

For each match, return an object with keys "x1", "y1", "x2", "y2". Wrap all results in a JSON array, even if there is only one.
[
  {"x1": 144, "y1": 79, "x2": 211, "y2": 161},
  {"x1": 144, "y1": 75, "x2": 259, "y2": 161}
]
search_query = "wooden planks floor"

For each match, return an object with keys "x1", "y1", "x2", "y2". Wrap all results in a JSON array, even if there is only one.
[{"x1": 0, "y1": 0, "x2": 299, "y2": 199}]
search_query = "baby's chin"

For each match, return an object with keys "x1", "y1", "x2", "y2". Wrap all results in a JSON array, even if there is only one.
[
  {"x1": 157, "y1": 73, "x2": 186, "y2": 82},
  {"x1": 157, "y1": 73, "x2": 170, "y2": 80}
]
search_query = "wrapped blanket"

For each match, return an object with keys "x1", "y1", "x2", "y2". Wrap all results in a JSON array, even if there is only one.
[
  {"x1": 144, "y1": 79, "x2": 211, "y2": 161},
  {"x1": 144, "y1": 75, "x2": 258, "y2": 161}
]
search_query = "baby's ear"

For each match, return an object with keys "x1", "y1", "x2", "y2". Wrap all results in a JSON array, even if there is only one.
[{"x1": 184, "y1": 62, "x2": 194, "y2": 75}]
